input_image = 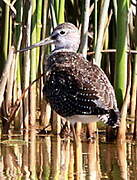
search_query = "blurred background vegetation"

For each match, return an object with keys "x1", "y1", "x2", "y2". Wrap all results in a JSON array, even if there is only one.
[{"x1": 0, "y1": 0, "x2": 136, "y2": 141}]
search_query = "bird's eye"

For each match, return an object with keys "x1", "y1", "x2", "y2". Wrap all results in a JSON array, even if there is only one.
[{"x1": 60, "y1": 30, "x2": 66, "y2": 35}]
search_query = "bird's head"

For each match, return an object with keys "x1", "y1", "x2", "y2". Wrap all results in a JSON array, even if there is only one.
[{"x1": 16, "y1": 23, "x2": 80, "y2": 53}]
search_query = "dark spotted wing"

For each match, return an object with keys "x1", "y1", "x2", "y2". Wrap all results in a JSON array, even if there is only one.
[{"x1": 43, "y1": 52, "x2": 118, "y2": 118}]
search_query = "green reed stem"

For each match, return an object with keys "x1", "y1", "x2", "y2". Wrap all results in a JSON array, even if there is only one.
[
  {"x1": 114, "y1": 0, "x2": 129, "y2": 108},
  {"x1": 58, "y1": 0, "x2": 65, "y2": 23},
  {"x1": 36, "y1": 0, "x2": 42, "y2": 70},
  {"x1": 30, "y1": 0, "x2": 37, "y2": 126}
]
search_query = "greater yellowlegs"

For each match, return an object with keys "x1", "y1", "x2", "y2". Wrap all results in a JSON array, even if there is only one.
[{"x1": 17, "y1": 23, "x2": 120, "y2": 139}]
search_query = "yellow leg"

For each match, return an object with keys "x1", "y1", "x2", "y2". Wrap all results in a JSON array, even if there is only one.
[{"x1": 71, "y1": 123, "x2": 78, "y2": 146}]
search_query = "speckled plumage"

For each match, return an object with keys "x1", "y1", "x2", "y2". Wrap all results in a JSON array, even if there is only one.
[
  {"x1": 43, "y1": 51, "x2": 119, "y2": 127},
  {"x1": 17, "y1": 22, "x2": 120, "y2": 128}
]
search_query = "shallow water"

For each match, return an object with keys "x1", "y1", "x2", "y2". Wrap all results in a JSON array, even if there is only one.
[{"x1": 0, "y1": 130, "x2": 137, "y2": 180}]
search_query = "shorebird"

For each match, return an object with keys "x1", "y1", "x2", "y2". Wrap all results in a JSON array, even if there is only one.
[{"x1": 17, "y1": 23, "x2": 120, "y2": 138}]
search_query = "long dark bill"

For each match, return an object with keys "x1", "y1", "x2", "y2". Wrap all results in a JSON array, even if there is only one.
[{"x1": 16, "y1": 36, "x2": 55, "y2": 53}]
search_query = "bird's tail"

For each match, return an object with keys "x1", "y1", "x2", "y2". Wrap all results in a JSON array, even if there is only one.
[{"x1": 107, "y1": 109, "x2": 120, "y2": 128}]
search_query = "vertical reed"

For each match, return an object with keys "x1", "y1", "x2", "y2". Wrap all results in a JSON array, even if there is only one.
[
  {"x1": 2, "y1": 1, "x2": 10, "y2": 62},
  {"x1": 30, "y1": 0, "x2": 37, "y2": 126},
  {"x1": 114, "y1": 0, "x2": 129, "y2": 108},
  {"x1": 130, "y1": 5, "x2": 137, "y2": 118},
  {"x1": 36, "y1": 0, "x2": 42, "y2": 70},
  {"x1": 115, "y1": 0, "x2": 129, "y2": 141},
  {"x1": 58, "y1": 0, "x2": 65, "y2": 23},
  {"x1": 94, "y1": 0, "x2": 98, "y2": 49},
  {"x1": 40, "y1": 0, "x2": 50, "y2": 126},
  {"x1": 95, "y1": 0, "x2": 110, "y2": 67},
  {"x1": 14, "y1": 0, "x2": 23, "y2": 130},
  {"x1": 79, "y1": 0, "x2": 90, "y2": 57},
  {"x1": 23, "y1": 1, "x2": 31, "y2": 129}
]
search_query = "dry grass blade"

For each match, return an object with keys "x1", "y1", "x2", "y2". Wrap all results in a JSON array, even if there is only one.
[
  {"x1": 0, "y1": 46, "x2": 15, "y2": 108},
  {"x1": 95, "y1": 0, "x2": 110, "y2": 66},
  {"x1": 8, "y1": 73, "x2": 45, "y2": 124}
]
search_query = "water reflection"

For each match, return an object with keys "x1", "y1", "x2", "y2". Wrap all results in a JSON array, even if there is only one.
[
  {"x1": 22, "y1": 131, "x2": 30, "y2": 179},
  {"x1": 117, "y1": 142, "x2": 128, "y2": 180},
  {"x1": 0, "y1": 131, "x2": 137, "y2": 179},
  {"x1": 87, "y1": 141, "x2": 99, "y2": 180}
]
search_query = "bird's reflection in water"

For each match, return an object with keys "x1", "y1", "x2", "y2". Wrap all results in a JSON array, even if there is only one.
[{"x1": 0, "y1": 130, "x2": 134, "y2": 180}]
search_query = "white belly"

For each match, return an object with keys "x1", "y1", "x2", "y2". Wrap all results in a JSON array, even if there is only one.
[{"x1": 66, "y1": 115, "x2": 99, "y2": 125}]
